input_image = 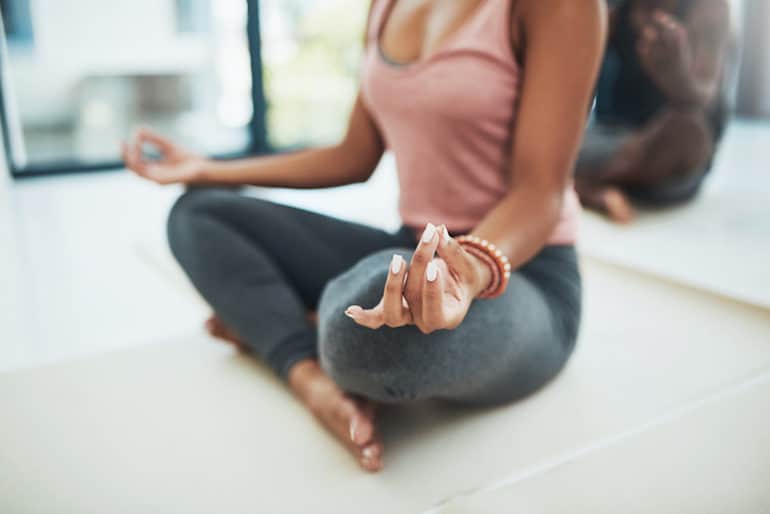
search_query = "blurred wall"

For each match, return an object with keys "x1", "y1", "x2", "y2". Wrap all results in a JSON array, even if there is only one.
[
  {"x1": 736, "y1": 0, "x2": 770, "y2": 116},
  {"x1": 8, "y1": 0, "x2": 215, "y2": 129}
]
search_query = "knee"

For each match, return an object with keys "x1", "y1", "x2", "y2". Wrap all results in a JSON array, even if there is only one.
[
  {"x1": 166, "y1": 187, "x2": 231, "y2": 259},
  {"x1": 659, "y1": 109, "x2": 709, "y2": 138},
  {"x1": 319, "y1": 249, "x2": 400, "y2": 318},
  {"x1": 317, "y1": 249, "x2": 421, "y2": 402},
  {"x1": 659, "y1": 109, "x2": 714, "y2": 173}
]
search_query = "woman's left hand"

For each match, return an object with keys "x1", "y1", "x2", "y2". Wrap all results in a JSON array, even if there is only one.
[
  {"x1": 637, "y1": 10, "x2": 691, "y2": 87},
  {"x1": 345, "y1": 224, "x2": 492, "y2": 334}
]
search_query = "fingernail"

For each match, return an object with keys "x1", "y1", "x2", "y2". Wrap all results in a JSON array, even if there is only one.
[
  {"x1": 421, "y1": 223, "x2": 436, "y2": 243},
  {"x1": 426, "y1": 261, "x2": 438, "y2": 282},
  {"x1": 363, "y1": 446, "x2": 375, "y2": 459},
  {"x1": 442, "y1": 225, "x2": 451, "y2": 243},
  {"x1": 390, "y1": 254, "x2": 402, "y2": 274},
  {"x1": 350, "y1": 418, "x2": 358, "y2": 442},
  {"x1": 345, "y1": 306, "x2": 361, "y2": 318}
]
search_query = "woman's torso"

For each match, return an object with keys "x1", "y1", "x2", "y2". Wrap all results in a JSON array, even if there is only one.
[{"x1": 360, "y1": 0, "x2": 580, "y2": 245}]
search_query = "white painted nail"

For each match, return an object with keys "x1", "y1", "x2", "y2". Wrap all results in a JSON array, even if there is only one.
[
  {"x1": 421, "y1": 223, "x2": 436, "y2": 243},
  {"x1": 426, "y1": 261, "x2": 438, "y2": 282},
  {"x1": 390, "y1": 254, "x2": 402, "y2": 274},
  {"x1": 442, "y1": 225, "x2": 451, "y2": 243},
  {"x1": 345, "y1": 306, "x2": 360, "y2": 318},
  {"x1": 350, "y1": 418, "x2": 358, "y2": 442},
  {"x1": 363, "y1": 446, "x2": 375, "y2": 459}
]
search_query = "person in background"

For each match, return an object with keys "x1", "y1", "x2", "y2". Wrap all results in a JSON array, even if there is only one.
[
  {"x1": 575, "y1": 0, "x2": 732, "y2": 223},
  {"x1": 123, "y1": 0, "x2": 605, "y2": 472}
]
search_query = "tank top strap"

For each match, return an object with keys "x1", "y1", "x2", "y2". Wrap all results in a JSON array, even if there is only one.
[{"x1": 366, "y1": 0, "x2": 393, "y2": 44}]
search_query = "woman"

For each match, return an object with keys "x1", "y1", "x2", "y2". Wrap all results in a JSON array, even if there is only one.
[
  {"x1": 576, "y1": 0, "x2": 732, "y2": 222},
  {"x1": 123, "y1": 0, "x2": 605, "y2": 472}
]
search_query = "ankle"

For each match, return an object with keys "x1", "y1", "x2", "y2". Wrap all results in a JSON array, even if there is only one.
[{"x1": 287, "y1": 358, "x2": 323, "y2": 397}]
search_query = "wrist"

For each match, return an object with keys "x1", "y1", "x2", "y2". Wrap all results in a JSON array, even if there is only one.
[
  {"x1": 467, "y1": 253, "x2": 494, "y2": 298},
  {"x1": 456, "y1": 235, "x2": 512, "y2": 299},
  {"x1": 194, "y1": 158, "x2": 218, "y2": 184}
]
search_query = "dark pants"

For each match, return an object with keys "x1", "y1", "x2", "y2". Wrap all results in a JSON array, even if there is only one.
[
  {"x1": 167, "y1": 188, "x2": 582, "y2": 406},
  {"x1": 577, "y1": 121, "x2": 712, "y2": 206}
]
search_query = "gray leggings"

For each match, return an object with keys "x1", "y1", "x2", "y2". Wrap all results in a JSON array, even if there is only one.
[{"x1": 167, "y1": 188, "x2": 582, "y2": 406}]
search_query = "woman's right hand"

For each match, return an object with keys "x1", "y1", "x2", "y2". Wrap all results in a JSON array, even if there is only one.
[{"x1": 122, "y1": 128, "x2": 210, "y2": 185}]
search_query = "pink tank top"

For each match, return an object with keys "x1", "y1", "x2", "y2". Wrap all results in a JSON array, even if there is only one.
[{"x1": 360, "y1": 0, "x2": 580, "y2": 245}]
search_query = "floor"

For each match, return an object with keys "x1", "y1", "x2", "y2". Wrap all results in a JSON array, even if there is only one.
[{"x1": 0, "y1": 121, "x2": 769, "y2": 513}]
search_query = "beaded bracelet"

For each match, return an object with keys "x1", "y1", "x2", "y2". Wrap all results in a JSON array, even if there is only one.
[{"x1": 456, "y1": 235, "x2": 512, "y2": 299}]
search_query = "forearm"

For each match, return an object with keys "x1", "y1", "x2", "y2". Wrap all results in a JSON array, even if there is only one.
[
  {"x1": 458, "y1": 0, "x2": 600, "y2": 282},
  {"x1": 469, "y1": 184, "x2": 563, "y2": 271},
  {"x1": 197, "y1": 143, "x2": 382, "y2": 189}
]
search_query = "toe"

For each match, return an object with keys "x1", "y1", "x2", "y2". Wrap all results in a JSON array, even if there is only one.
[
  {"x1": 292, "y1": 367, "x2": 384, "y2": 472},
  {"x1": 350, "y1": 411, "x2": 375, "y2": 446},
  {"x1": 206, "y1": 316, "x2": 228, "y2": 339},
  {"x1": 603, "y1": 188, "x2": 635, "y2": 224},
  {"x1": 360, "y1": 457, "x2": 383, "y2": 472},
  {"x1": 362, "y1": 441, "x2": 382, "y2": 460},
  {"x1": 360, "y1": 441, "x2": 384, "y2": 472},
  {"x1": 333, "y1": 396, "x2": 375, "y2": 447},
  {"x1": 333, "y1": 398, "x2": 362, "y2": 443}
]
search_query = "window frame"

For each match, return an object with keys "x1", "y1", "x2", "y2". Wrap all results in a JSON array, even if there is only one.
[{"x1": 0, "y1": 0, "x2": 34, "y2": 46}]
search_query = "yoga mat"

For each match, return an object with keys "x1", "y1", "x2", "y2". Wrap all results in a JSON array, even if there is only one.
[
  {"x1": 1, "y1": 259, "x2": 769, "y2": 513},
  {"x1": 436, "y1": 371, "x2": 770, "y2": 514}
]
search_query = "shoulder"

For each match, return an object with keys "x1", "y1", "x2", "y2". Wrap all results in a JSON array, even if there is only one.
[
  {"x1": 685, "y1": 0, "x2": 732, "y2": 44},
  {"x1": 687, "y1": 0, "x2": 730, "y2": 25},
  {"x1": 512, "y1": 0, "x2": 606, "y2": 42},
  {"x1": 515, "y1": 0, "x2": 605, "y2": 25},
  {"x1": 512, "y1": 0, "x2": 606, "y2": 51}
]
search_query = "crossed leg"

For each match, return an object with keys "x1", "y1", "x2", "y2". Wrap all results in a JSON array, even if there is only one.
[{"x1": 575, "y1": 108, "x2": 714, "y2": 222}]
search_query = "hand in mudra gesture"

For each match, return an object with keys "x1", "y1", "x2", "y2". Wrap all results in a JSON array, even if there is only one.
[
  {"x1": 122, "y1": 128, "x2": 209, "y2": 185},
  {"x1": 637, "y1": 9, "x2": 691, "y2": 88},
  {"x1": 345, "y1": 223, "x2": 493, "y2": 334}
]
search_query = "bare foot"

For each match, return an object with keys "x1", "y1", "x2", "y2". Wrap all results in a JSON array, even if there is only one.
[
  {"x1": 205, "y1": 311, "x2": 319, "y2": 352},
  {"x1": 205, "y1": 315, "x2": 250, "y2": 352},
  {"x1": 288, "y1": 359, "x2": 383, "y2": 472},
  {"x1": 601, "y1": 187, "x2": 635, "y2": 224},
  {"x1": 577, "y1": 182, "x2": 635, "y2": 224},
  {"x1": 204, "y1": 320, "x2": 378, "y2": 469}
]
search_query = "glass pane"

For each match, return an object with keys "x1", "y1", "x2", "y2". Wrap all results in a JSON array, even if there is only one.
[
  {"x1": 3, "y1": 0, "x2": 253, "y2": 170},
  {"x1": 260, "y1": 0, "x2": 368, "y2": 148}
]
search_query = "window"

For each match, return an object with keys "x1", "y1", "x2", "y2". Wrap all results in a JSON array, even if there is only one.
[
  {"x1": 260, "y1": 0, "x2": 368, "y2": 148},
  {"x1": 1, "y1": 0, "x2": 371, "y2": 176},
  {"x1": 1, "y1": 0, "x2": 253, "y2": 173},
  {"x1": 176, "y1": 0, "x2": 211, "y2": 34}
]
